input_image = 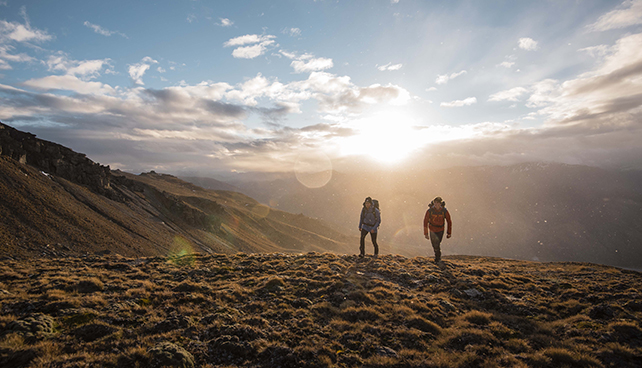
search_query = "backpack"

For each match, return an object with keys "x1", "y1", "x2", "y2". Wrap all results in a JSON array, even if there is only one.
[{"x1": 361, "y1": 200, "x2": 381, "y2": 227}]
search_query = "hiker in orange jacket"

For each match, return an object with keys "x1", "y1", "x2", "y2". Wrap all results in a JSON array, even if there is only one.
[{"x1": 423, "y1": 197, "x2": 452, "y2": 263}]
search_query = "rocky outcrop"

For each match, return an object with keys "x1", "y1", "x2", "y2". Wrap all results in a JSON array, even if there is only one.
[{"x1": 0, "y1": 122, "x2": 112, "y2": 195}]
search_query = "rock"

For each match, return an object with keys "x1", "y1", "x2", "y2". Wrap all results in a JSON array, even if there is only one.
[
  {"x1": 426, "y1": 274, "x2": 439, "y2": 283},
  {"x1": 375, "y1": 346, "x2": 398, "y2": 357},
  {"x1": 148, "y1": 342, "x2": 195, "y2": 368},
  {"x1": 438, "y1": 299, "x2": 457, "y2": 313},
  {"x1": 0, "y1": 122, "x2": 113, "y2": 195},
  {"x1": 464, "y1": 288, "x2": 483, "y2": 298}
]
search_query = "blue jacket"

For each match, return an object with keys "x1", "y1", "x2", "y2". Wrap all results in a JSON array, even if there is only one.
[{"x1": 359, "y1": 206, "x2": 381, "y2": 233}]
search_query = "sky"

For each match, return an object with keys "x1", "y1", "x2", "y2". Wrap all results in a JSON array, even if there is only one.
[{"x1": 1, "y1": 0, "x2": 642, "y2": 176}]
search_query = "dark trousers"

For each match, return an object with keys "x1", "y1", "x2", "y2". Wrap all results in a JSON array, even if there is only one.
[
  {"x1": 360, "y1": 229, "x2": 379, "y2": 255},
  {"x1": 430, "y1": 231, "x2": 444, "y2": 260}
]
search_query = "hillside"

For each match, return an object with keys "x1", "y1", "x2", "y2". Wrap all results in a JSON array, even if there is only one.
[
  {"x1": 1, "y1": 253, "x2": 641, "y2": 367},
  {"x1": 0, "y1": 122, "x2": 354, "y2": 259},
  {"x1": 215, "y1": 164, "x2": 642, "y2": 268}
]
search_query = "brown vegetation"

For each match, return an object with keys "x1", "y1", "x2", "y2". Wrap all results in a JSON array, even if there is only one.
[{"x1": 1, "y1": 253, "x2": 641, "y2": 367}]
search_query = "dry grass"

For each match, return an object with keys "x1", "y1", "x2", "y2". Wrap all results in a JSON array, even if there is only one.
[{"x1": 0, "y1": 253, "x2": 640, "y2": 367}]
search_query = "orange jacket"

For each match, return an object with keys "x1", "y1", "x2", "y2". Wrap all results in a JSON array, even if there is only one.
[{"x1": 423, "y1": 207, "x2": 452, "y2": 236}]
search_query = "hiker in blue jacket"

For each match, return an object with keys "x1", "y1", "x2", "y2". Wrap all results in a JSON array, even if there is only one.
[{"x1": 358, "y1": 197, "x2": 381, "y2": 257}]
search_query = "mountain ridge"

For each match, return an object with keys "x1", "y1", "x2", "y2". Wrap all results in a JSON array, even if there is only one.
[{"x1": 0, "y1": 122, "x2": 354, "y2": 259}]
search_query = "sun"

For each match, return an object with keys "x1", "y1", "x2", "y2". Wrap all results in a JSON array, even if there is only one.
[{"x1": 338, "y1": 110, "x2": 427, "y2": 164}]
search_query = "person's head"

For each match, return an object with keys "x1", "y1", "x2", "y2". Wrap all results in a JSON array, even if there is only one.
[
  {"x1": 433, "y1": 197, "x2": 443, "y2": 209},
  {"x1": 364, "y1": 197, "x2": 372, "y2": 208}
]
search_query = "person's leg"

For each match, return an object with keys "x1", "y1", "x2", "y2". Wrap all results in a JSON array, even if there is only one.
[
  {"x1": 360, "y1": 229, "x2": 368, "y2": 256},
  {"x1": 430, "y1": 231, "x2": 444, "y2": 262},
  {"x1": 370, "y1": 231, "x2": 379, "y2": 256}
]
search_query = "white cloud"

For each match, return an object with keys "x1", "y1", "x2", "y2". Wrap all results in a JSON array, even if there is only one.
[
  {"x1": 578, "y1": 45, "x2": 610, "y2": 59},
  {"x1": 46, "y1": 53, "x2": 110, "y2": 79},
  {"x1": 22, "y1": 75, "x2": 115, "y2": 95},
  {"x1": 391, "y1": 0, "x2": 400, "y2": 3},
  {"x1": 83, "y1": 21, "x2": 128, "y2": 38},
  {"x1": 497, "y1": 61, "x2": 515, "y2": 68},
  {"x1": 224, "y1": 34, "x2": 275, "y2": 47},
  {"x1": 489, "y1": 87, "x2": 528, "y2": 102},
  {"x1": 525, "y1": 79, "x2": 559, "y2": 108},
  {"x1": 284, "y1": 28, "x2": 301, "y2": 37},
  {"x1": 587, "y1": 0, "x2": 642, "y2": 32},
  {"x1": 128, "y1": 56, "x2": 158, "y2": 85},
  {"x1": 426, "y1": 87, "x2": 437, "y2": 92},
  {"x1": 186, "y1": 14, "x2": 197, "y2": 23},
  {"x1": 518, "y1": 37, "x2": 539, "y2": 51},
  {"x1": 157, "y1": 67, "x2": 166, "y2": 73},
  {"x1": 0, "y1": 8, "x2": 52, "y2": 43},
  {"x1": 232, "y1": 44, "x2": 269, "y2": 59},
  {"x1": 291, "y1": 56, "x2": 333, "y2": 73},
  {"x1": 0, "y1": 45, "x2": 35, "y2": 69},
  {"x1": 224, "y1": 34, "x2": 276, "y2": 59},
  {"x1": 219, "y1": 18, "x2": 233, "y2": 27},
  {"x1": 377, "y1": 62, "x2": 403, "y2": 71},
  {"x1": 280, "y1": 51, "x2": 333, "y2": 73},
  {"x1": 440, "y1": 97, "x2": 477, "y2": 107},
  {"x1": 435, "y1": 70, "x2": 467, "y2": 85}
]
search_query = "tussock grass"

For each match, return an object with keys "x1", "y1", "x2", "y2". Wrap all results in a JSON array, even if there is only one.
[{"x1": 0, "y1": 253, "x2": 640, "y2": 367}]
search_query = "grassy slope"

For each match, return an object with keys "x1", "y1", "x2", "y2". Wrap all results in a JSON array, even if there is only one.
[
  {"x1": 0, "y1": 157, "x2": 176, "y2": 258},
  {"x1": 1, "y1": 253, "x2": 640, "y2": 367},
  {"x1": 0, "y1": 157, "x2": 355, "y2": 259}
]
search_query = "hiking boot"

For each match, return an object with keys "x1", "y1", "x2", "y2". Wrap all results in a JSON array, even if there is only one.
[
  {"x1": 434, "y1": 258, "x2": 441, "y2": 264},
  {"x1": 358, "y1": 254, "x2": 365, "y2": 258}
]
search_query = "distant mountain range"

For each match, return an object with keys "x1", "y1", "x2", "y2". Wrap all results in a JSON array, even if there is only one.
[
  {"x1": 4, "y1": 121, "x2": 641, "y2": 268},
  {"x1": 0, "y1": 122, "x2": 354, "y2": 259},
  {"x1": 198, "y1": 163, "x2": 642, "y2": 268}
]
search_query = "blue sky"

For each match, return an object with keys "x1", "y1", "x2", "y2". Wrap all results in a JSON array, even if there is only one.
[{"x1": 1, "y1": 0, "x2": 642, "y2": 175}]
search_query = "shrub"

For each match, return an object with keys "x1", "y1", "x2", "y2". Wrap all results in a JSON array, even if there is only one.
[
  {"x1": 148, "y1": 341, "x2": 195, "y2": 368},
  {"x1": 442, "y1": 328, "x2": 499, "y2": 351},
  {"x1": 311, "y1": 302, "x2": 339, "y2": 318},
  {"x1": 540, "y1": 347, "x2": 602, "y2": 367},
  {"x1": 407, "y1": 316, "x2": 442, "y2": 335},
  {"x1": 263, "y1": 277, "x2": 286, "y2": 292},
  {"x1": 462, "y1": 311, "x2": 492, "y2": 326},
  {"x1": 608, "y1": 321, "x2": 642, "y2": 342},
  {"x1": 76, "y1": 277, "x2": 104, "y2": 293},
  {"x1": 341, "y1": 306, "x2": 382, "y2": 322},
  {"x1": 504, "y1": 338, "x2": 531, "y2": 354},
  {"x1": 72, "y1": 322, "x2": 119, "y2": 342}
]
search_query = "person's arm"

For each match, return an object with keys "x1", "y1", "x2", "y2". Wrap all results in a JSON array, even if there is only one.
[
  {"x1": 445, "y1": 210, "x2": 452, "y2": 238},
  {"x1": 423, "y1": 210, "x2": 430, "y2": 237},
  {"x1": 358, "y1": 208, "x2": 364, "y2": 230}
]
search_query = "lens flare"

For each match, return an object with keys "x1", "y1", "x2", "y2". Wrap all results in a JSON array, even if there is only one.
[
  {"x1": 294, "y1": 151, "x2": 333, "y2": 188},
  {"x1": 251, "y1": 203, "x2": 270, "y2": 218},
  {"x1": 168, "y1": 236, "x2": 196, "y2": 266}
]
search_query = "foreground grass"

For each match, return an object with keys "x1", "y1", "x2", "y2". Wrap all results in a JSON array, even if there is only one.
[{"x1": 1, "y1": 253, "x2": 641, "y2": 367}]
